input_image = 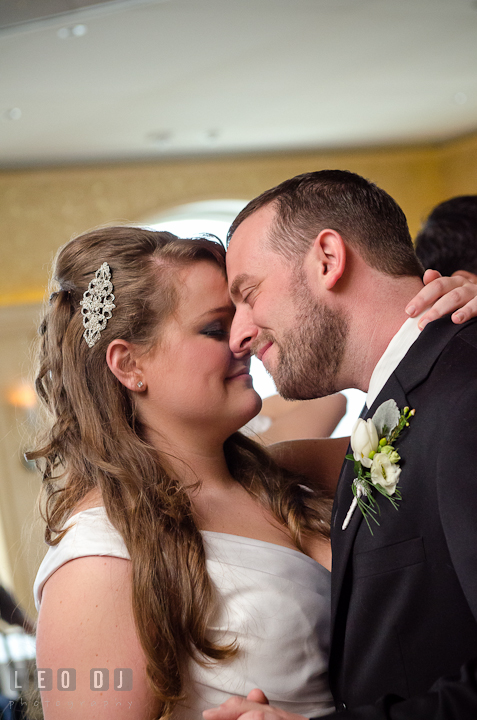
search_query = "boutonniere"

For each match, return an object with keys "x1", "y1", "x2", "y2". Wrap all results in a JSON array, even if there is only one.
[{"x1": 342, "y1": 399, "x2": 415, "y2": 533}]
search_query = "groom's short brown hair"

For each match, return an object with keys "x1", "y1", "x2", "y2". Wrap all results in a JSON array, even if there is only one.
[{"x1": 228, "y1": 169, "x2": 424, "y2": 278}]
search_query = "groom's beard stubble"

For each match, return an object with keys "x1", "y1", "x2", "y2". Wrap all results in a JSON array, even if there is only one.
[{"x1": 262, "y1": 276, "x2": 349, "y2": 400}]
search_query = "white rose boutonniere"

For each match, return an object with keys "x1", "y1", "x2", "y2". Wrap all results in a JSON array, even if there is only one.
[
  {"x1": 351, "y1": 418, "x2": 379, "y2": 468},
  {"x1": 342, "y1": 400, "x2": 414, "y2": 533}
]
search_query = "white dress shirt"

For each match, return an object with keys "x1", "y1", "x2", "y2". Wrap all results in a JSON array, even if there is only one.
[{"x1": 365, "y1": 313, "x2": 424, "y2": 410}]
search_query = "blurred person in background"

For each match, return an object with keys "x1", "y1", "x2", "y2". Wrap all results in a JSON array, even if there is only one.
[
  {"x1": 415, "y1": 195, "x2": 477, "y2": 283},
  {"x1": 0, "y1": 585, "x2": 35, "y2": 636},
  {"x1": 0, "y1": 584, "x2": 35, "y2": 720}
]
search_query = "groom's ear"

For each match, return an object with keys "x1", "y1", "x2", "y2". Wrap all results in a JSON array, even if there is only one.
[{"x1": 307, "y1": 229, "x2": 346, "y2": 290}]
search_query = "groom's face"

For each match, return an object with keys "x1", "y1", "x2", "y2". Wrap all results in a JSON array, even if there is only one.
[{"x1": 227, "y1": 204, "x2": 349, "y2": 399}]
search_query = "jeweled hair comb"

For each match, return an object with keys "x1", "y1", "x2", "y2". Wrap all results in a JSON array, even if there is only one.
[{"x1": 80, "y1": 262, "x2": 116, "y2": 348}]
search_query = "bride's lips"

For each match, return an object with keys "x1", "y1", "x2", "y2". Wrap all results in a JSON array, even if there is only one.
[
  {"x1": 256, "y1": 341, "x2": 273, "y2": 363},
  {"x1": 226, "y1": 366, "x2": 252, "y2": 380}
]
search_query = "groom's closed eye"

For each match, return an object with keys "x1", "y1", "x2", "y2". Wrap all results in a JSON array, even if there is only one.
[
  {"x1": 241, "y1": 287, "x2": 256, "y2": 305},
  {"x1": 229, "y1": 273, "x2": 255, "y2": 302}
]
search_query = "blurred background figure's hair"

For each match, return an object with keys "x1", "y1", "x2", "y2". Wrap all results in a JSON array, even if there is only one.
[{"x1": 415, "y1": 196, "x2": 477, "y2": 279}]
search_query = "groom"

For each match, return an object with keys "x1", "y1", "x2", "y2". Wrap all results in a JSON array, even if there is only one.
[{"x1": 206, "y1": 170, "x2": 477, "y2": 719}]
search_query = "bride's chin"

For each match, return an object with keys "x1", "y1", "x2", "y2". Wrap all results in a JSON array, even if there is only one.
[{"x1": 231, "y1": 394, "x2": 263, "y2": 433}]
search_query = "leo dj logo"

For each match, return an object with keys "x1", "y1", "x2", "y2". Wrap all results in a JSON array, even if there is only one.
[{"x1": 11, "y1": 668, "x2": 133, "y2": 692}]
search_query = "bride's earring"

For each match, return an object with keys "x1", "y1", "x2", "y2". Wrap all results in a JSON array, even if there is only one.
[{"x1": 137, "y1": 381, "x2": 144, "y2": 389}]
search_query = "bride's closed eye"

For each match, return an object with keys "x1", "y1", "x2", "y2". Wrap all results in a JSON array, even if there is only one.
[{"x1": 200, "y1": 321, "x2": 230, "y2": 339}]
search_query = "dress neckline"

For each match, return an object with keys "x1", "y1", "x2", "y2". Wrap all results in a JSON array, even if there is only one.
[
  {"x1": 201, "y1": 529, "x2": 331, "y2": 574},
  {"x1": 67, "y1": 506, "x2": 330, "y2": 574}
]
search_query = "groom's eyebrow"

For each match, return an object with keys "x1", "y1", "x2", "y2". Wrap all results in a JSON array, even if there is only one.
[{"x1": 229, "y1": 273, "x2": 252, "y2": 300}]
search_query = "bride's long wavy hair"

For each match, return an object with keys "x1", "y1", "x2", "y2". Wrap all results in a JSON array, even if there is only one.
[{"x1": 27, "y1": 226, "x2": 332, "y2": 718}]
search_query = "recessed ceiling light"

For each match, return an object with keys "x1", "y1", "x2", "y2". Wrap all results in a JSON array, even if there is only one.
[
  {"x1": 72, "y1": 24, "x2": 87, "y2": 37},
  {"x1": 5, "y1": 108, "x2": 22, "y2": 120},
  {"x1": 454, "y1": 92, "x2": 468, "y2": 105},
  {"x1": 206, "y1": 129, "x2": 220, "y2": 142},
  {"x1": 57, "y1": 24, "x2": 88, "y2": 39},
  {"x1": 147, "y1": 131, "x2": 173, "y2": 145}
]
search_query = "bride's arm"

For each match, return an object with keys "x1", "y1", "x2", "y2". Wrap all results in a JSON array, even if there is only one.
[
  {"x1": 269, "y1": 437, "x2": 350, "y2": 495},
  {"x1": 36, "y1": 555, "x2": 160, "y2": 719}
]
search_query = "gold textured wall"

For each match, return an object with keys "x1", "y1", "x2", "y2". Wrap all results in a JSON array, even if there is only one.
[
  {"x1": 3, "y1": 133, "x2": 477, "y2": 307},
  {"x1": 440, "y1": 132, "x2": 477, "y2": 200},
  {"x1": 1, "y1": 132, "x2": 476, "y2": 616},
  {"x1": 0, "y1": 141, "x2": 449, "y2": 306}
]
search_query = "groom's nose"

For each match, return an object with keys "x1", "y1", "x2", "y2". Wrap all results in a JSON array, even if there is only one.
[{"x1": 229, "y1": 305, "x2": 258, "y2": 357}]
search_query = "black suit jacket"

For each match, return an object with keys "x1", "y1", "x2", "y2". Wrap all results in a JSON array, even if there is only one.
[{"x1": 326, "y1": 316, "x2": 477, "y2": 719}]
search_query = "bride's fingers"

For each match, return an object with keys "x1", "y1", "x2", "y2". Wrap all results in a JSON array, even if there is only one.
[
  {"x1": 247, "y1": 689, "x2": 269, "y2": 704},
  {"x1": 231, "y1": 713, "x2": 273, "y2": 720},
  {"x1": 203, "y1": 697, "x2": 303, "y2": 720},
  {"x1": 423, "y1": 268, "x2": 442, "y2": 285},
  {"x1": 413, "y1": 283, "x2": 477, "y2": 329},
  {"x1": 405, "y1": 274, "x2": 464, "y2": 318},
  {"x1": 417, "y1": 285, "x2": 477, "y2": 328},
  {"x1": 449, "y1": 293, "x2": 477, "y2": 325},
  {"x1": 404, "y1": 273, "x2": 477, "y2": 326},
  {"x1": 204, "y1": 697, "x2": 263, "y2": 720},
  {"x1": 405, "y1": 269, "x2": 477, "y2": 327}
]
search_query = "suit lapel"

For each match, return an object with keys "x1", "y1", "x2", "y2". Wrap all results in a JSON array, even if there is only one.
[
  {"x1": 394, "y1": 315, "x2": 476, "y2": 394},
  {"x1": 330, "y1": 375, "x2": 408, "y2": 632}
]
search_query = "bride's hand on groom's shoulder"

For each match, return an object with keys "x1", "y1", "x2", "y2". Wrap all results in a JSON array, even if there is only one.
[
  {"x1": 405, "y1": 269, "x2": 477, "y2": 330},
  {"x1": 202, "y1": 691, "x2": 307, "y2": 720}
]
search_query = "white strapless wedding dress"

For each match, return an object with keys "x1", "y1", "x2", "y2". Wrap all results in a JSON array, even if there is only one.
[{"x1": 34, "y1": 507, "x2": 334, "y2": 718}]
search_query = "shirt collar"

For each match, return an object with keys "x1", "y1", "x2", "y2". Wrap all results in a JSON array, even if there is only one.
[{"x1": 365, "y1": 313, "x2": 424, "y2": 410}]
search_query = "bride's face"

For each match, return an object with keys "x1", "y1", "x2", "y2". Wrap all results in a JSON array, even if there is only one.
[{"x1": 138, "y1": 261, "x2": 262, "y2": 440}]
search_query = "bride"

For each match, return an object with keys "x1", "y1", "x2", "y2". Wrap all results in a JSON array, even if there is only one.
[{"x1": 29, "y1": 226, "x2": 474, "y2": 720}]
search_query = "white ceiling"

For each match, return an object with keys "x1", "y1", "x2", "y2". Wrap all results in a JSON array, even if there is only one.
[{"x1": 1, "y1": 0, "x2": 477, "y2": 168}]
